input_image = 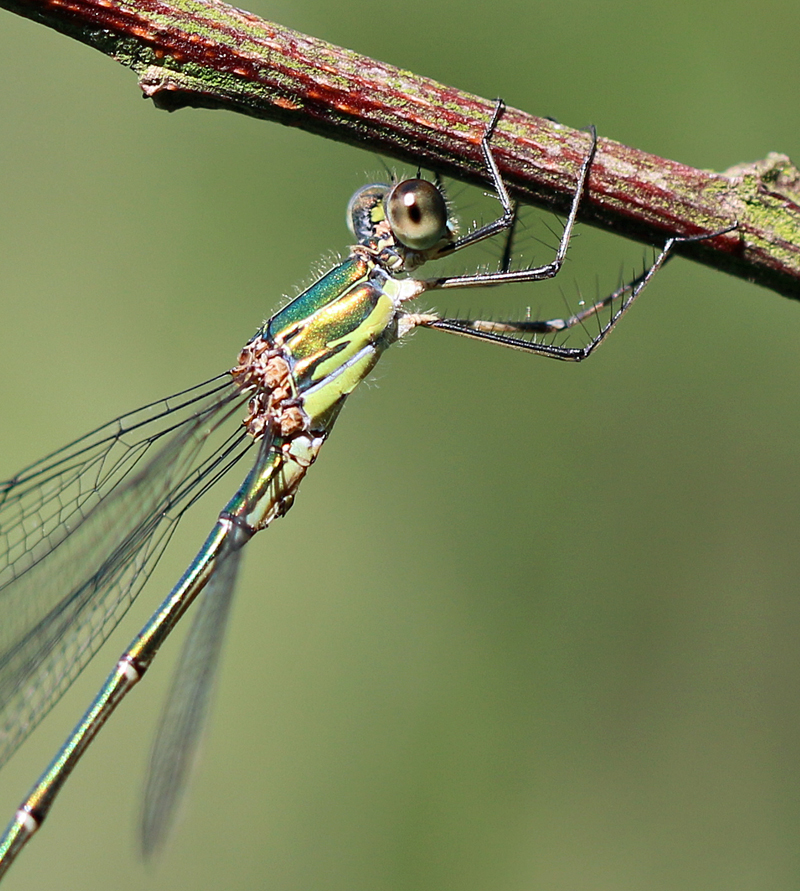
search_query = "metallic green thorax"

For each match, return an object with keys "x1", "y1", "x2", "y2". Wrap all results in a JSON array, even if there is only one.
[
  {"x1": 267, "y1": 255, "x2": 400, "y2": 427},
  {"x1": 227, "y1": 227, "x2": 423, "y2": 532},
  {"x1": 233, "y1": 253, "x2": 404, "y2": 438}
]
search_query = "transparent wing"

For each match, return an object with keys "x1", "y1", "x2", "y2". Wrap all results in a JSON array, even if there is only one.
[
  {"x1": 140, "y1": 543, "x2": 244, "y2": 858},
  {"x1": 0, "y1": 374, "x2": 252, "y2": 766}
]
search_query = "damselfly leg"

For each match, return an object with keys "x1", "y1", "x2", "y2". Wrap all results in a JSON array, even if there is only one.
[
  {"x1": 420, "y1": 228, "x2": 738, "y2": 359},
  {"x1": 401, "y1": 100, "x2": 736, "y2": 357}
]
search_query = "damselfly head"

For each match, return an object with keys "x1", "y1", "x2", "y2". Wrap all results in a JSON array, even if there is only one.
[{"x1": 346, "y1": 178, "x2": 453, "y2": 258}]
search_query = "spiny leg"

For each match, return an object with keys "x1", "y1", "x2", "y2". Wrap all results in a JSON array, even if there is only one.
[
  {"x1": 441, "y1": 101, "x2": 516, "y2": 253},
  {"x1": 433, "y1": 99, "x2": 598, "y2": 289},
  {"x1": 410, "y1": 226, "x2": 737, "y2": 361}
]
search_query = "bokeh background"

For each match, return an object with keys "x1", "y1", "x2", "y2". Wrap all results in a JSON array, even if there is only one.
[{"x1": 1, "y1": 1, "x2": 799, "y2": 889}]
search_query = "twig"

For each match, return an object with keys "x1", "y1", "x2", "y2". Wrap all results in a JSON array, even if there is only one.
[{"x1": 3, "y1": 0, "x2": 799, "y2": 297}]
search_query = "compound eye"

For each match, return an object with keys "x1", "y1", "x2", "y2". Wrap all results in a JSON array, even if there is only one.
[{"x1": 385, "y1": 179, "x2": 448, "y2": 250}]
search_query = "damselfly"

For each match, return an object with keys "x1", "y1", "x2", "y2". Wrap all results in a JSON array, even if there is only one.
[{"x1": 0, "y1": 101, "x2": 733, "y2": 878}]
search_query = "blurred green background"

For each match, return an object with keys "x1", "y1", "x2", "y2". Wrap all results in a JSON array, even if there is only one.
[{"x1": 1, "y1": 1, "x2": 799, "y2": 889}]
